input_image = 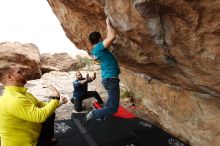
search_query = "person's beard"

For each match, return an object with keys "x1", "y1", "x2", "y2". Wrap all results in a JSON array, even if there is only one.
[
  {"x1": 78, "y1": 78, "x2": 83, "y2": 80},
  {"x1": 76, "y1": 76, "x2": 83, "y2": 80},
  {"x1": 21, "y1": 78, "x2": 27, "y2": 85},
  {"x1": 17, "y1": 77, "x2": 27, "y2": 86}
]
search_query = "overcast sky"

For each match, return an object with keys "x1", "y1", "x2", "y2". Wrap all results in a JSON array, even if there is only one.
[{"x1": 0, "y1": 0, "x2": 84, "y2": 55}]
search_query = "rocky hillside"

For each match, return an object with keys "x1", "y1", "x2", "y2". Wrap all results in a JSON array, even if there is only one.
[
  {"x1": 41, "y1": 52, "x2": 79, "y2": 73},
  {"x1": 0, "y1": 42, "x2": 41, "y2": 79},
  {"x1": 47, "y1": 1, "x2": 220, "y2": 146},
  {"x1": 0, "y1": 42, "x2": 90, "y2": 80}
]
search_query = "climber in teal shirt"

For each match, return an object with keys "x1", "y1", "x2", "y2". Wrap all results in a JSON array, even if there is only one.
[
  {"x1": 84, "y1": 18, "x2": 120, "y2": 126},
  {"x1": 91, "y1": 41, "x2": 120, "y2": 79}
]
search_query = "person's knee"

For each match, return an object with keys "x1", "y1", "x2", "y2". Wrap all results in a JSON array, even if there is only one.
[
  {"x1": 93, "y1": 91, "x2": 99, "y2": 96},
  {"x1": 110, "y1": 106, "x2": 119, "y2": 114},
  {"x1": 74, "y1": 106, "x2": 82, "y2": 112},
  {"x1": 112, "y1": 107, "x2": 118, "y2": 113},
  {"x1": 75, "y1": 108, "x2": 82, "y2": 112},
  {"x1": 70, "y1": 98, "x2": 74, "y2": 104},
  {"x1": 46, "y1": 113, "x2": 55, "y2": 121}
]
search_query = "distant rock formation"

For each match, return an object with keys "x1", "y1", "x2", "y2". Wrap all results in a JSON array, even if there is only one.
[
  {"x1": 0, "y1": 42, "x2": 41, "y2": 80},
  {"x1": 40, "y1": 52, "x2": 78, "y2": 74}
]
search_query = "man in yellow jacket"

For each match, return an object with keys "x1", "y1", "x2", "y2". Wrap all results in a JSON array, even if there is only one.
[{"x1": 0, "y1": 64, "x2": 68, "y2": 146}]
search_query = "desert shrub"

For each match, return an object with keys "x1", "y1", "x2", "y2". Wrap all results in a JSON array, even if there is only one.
[
  {"x1": 75, "y1": 55, "x2": 92, "y2": 69},
  {"x1": 120, "y1": 90, "x2": 132, "y2": 99}
]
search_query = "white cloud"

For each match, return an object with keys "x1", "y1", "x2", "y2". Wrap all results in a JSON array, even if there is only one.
[{"x1": 0, "y1": 0, "x2": 86, "y2": 56}]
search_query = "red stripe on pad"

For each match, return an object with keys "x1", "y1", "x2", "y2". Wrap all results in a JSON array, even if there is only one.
[{"x1": 93, "y1": 102, "x2": 136, "y2": 119}]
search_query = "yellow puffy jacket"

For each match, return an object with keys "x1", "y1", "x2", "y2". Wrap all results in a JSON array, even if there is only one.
[{"x1": 0, "y1": 86, "x2": 60, "y2": 146}]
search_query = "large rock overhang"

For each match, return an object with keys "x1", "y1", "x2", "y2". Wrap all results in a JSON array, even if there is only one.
[{"x1": 47, "y1": 0, "x2": 220, "y2": 98}]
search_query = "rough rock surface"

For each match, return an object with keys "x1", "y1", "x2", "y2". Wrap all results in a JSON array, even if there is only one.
[
  {"x1": 48, "y1": 0, "x2": 220, "y2": 97},
  {"x1": 47, "y1": 1, "x2": 220, "y2": 146},
  {"x1": 0, "y1": 42, "x2": 41, "y2": 79},
  {"x1": 120, "y1": 67, "x2": 220, "y2": 146},
  {"x1": 40, "y1": 53, "x2": 78, "y2": 73}
]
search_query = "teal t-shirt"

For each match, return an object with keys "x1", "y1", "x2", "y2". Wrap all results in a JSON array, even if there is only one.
[{"x1": 91, "y1": 42, "x2": 120, "y2": 79}]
